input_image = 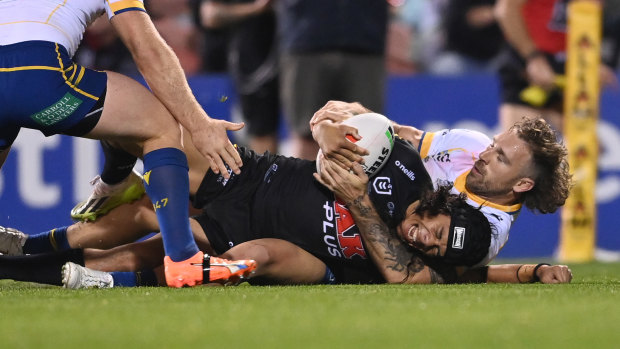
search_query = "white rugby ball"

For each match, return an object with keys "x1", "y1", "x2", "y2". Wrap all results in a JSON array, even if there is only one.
[{"x1": 316, "y1": 112, "x2": 395, "y2": 177}]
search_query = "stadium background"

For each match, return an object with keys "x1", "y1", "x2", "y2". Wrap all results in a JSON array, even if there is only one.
[{"x1": 1, "y1": 73, "x2": 619, "y2": 259}]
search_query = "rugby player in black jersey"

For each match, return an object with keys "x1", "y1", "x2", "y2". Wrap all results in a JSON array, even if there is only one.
[
  {"x1": 0, "y1": 120, "x2": 571, "y2": 287},
  {"x1": 0, "y1": 128, "x2": 498, "y2": 287}
]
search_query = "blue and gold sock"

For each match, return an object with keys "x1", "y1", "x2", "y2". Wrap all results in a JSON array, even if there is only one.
[
  {"x1": 142, "y1": 148, "x2": 198, "y2": 262},
  {"x1": 23, "y1": 226, "x2": 70, "y2": 254}
]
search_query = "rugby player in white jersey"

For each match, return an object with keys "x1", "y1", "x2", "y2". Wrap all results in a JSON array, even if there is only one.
[
  {"x1": 0, "y1": 0, "x2": 253, "y2": 287},
  {"x1": 310, "y1": 100, "x2": 572, "y2": 283}
]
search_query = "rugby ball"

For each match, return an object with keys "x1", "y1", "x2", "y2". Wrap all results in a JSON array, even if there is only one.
[{"x1": 316, "y1": 112, "x2": 394, "y2": 177}]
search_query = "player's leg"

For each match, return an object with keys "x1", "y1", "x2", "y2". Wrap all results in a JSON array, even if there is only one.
[
  {"x1": 280, "y1": 53, "x2": 326, "y2": 160},
  {"x1": 238, "y1": 77, "x2": 280, "y2": 154},
  {"x1": 0, "y1": 195, "x2": 157, "y2": 255},
  {"x1": 79, "y1": 218, "x2": 254, "y2": 287},
  {"x1": 86, "y1": 71, "x2": 201, "y2": 287},
  {"x1": 0, "y1": 249, "x2": 86, "y2": 286},
  {"x1": 67, "y1": 195, "x2": 158, "y2": 250},
  {"x1": 220, "y1": 238, "x2": 330, "y2": 285},
  {"x1": 341, "y1": 52, "x2": 386, "y2": 114}
]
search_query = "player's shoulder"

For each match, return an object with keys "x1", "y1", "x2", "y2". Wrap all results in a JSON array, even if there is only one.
[
  {"x1": 432, "y1": 128, "x2": 491, "y2": 147},
  {"x1": 419, "y1": 128, "x2": 491, "y2": 158}
]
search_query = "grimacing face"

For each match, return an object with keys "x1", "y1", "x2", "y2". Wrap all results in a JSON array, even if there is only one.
[
  {"x1": 396, "y1": 201, "x2": 451, "y2": 258},
  {"x1": 465, "y1": 129, "x2": 534, "y2": 198}
]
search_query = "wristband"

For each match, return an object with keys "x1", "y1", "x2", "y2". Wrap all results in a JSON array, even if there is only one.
[{"x1": 531, "y1": 263, "x2": 551, "y2": 283}]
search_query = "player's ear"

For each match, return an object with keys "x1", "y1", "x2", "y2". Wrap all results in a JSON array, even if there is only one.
[{"x1": 513, "y1": 177, "x2": 535, "y2": 193}]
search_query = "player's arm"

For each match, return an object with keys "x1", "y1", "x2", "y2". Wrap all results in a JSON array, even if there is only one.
[
  {"x1": 494, "y1": 0, "x2": 555, "y2": 90},
  {"x1": 457, "y1": 264, "x2": 573, "y2": 283},
  {"x1": 314, "y1": 159, "x2": 452, "y2": 284},
  {"x1": 391, "y1": 123, "x2": 424, "y2": 149},
  {"x1": 109, "y1": 11, "x2": 243, "y2": 177},
  {"x1": 310, "y1": 100, "x2": 424, "y2": 160},
  {"x1": 201, "y1": 0, "x2": 273, "y2": 28}
]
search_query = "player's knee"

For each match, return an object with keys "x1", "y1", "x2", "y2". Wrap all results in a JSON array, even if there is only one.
[
  {"x1": 221, "y1": 242, "x2": 272, "y2": 268},
  {"x1": 134, "y1": 196, "x2": 159, "y2": 230}
]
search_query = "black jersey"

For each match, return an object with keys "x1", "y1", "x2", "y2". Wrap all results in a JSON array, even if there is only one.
[{"x1": 193, "y1": 137, "x2": 433, "y2": 284}]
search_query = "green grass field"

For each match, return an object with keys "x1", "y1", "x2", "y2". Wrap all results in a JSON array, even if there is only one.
[{"x1": 1, "y1": 261, "x2": 619, "y2": 349}]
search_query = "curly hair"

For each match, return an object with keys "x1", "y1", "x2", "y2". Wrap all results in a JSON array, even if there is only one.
[
  {"x1": 511, "y1": 117, "x2": 572, "y2": 213},
  {"x1": 415, "y1": 185, "x2": 469, "y2": 217},
  {"x1": 406, "y1": 185, "x2": 494, "y2": 272}
]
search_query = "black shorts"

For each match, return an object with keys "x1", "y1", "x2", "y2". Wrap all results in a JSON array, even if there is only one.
[
  {"x1": 497, "y1": 46, "x2": 565, "y2": 109},
  {"x1": 191, "y1": 146, "x2": 280, "y2": 254}
]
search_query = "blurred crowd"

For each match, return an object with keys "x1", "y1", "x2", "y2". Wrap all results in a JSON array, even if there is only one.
[{"x1": 76, "y1": 0, "x2": 620, "y2": 157}]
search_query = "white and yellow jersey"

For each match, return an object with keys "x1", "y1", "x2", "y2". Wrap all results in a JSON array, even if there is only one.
[
  {"x1": 0, "y1": 0, "x2": 145, "y2": 57},
  {"x1": 418, "y1": 129, "x2": 522, "y2": 266}
]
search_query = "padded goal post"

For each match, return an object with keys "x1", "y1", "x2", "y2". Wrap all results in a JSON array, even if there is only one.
[{"x1": 559, "y1": 0, "x2": 601, "y2": 262}]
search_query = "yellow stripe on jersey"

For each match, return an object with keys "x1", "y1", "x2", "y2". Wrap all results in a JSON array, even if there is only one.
[
  {"x1": 74, "y1": 66, "x2": 86, "y2": 86},
  {"x1": 108, "y1": 0, "x2": 145, "y2": 14},
  {"x1": 0, "y1": 66, "x2": 62, "y2": 72},
  {"x1": 418, "y1": 131, "x2": 435, "y2": 158},
  {"x1": 54, "y1": 44, "x2": 98, "y2": 101},
  {"x1": 68, "y1": 64, "x2": 78, "y2": 81},
  {"x1": 453, "y1": 171, "x2": 522, "y2": 213},
  {"x1": 46, "y1": 0, "x2": 68, "y2": 23}
]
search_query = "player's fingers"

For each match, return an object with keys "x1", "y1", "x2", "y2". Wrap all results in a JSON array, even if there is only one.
[
  {"x1": 207, "y1": 154, "x2": 220, "y2": 175},
  {"x1": 317, "y1": 156, "x2": 336, "y2": 183},
  {"x1": 225, "y1": 142, "x2": 243, "y2": 169},
  {"x1": 224, "y1": 121, "x2": 245, "y2": 131},
  {"x1": 350, "y1": 162, "x2": 367, "y2": 179},
  {"x1": 327, "y1": 153, "x2": 353, "y2": 169},
  {"x1": 561, "y1": 267, "x2": 573, "y2": 283},
  {"x1": 218, "y1": 146, "x2": 240, "y2": 175},
  {"x1": 339, "y1": 134, "x2": 369, "y2": 156},
  {"x1": 210, "y1": 153, "x2": 230, "y2": 179},
  {"x1": 341, "y1": 125, "x2": 362, "y2": 141},
  {"x1": 322, "y1": 158, "x2": 346, "y2": 183},
  {"x1": 313, "y1": 172, "x2": 328, "y2": 187}
]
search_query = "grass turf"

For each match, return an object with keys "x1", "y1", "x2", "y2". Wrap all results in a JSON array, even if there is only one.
[{"x1": 1, "y1": 262, "x2": 619, "y2": 348}]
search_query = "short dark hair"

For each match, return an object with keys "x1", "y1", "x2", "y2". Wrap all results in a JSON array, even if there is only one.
[
  {"x1": 415, "y1": 185, "x2": 492, "y2": 267},
  {"x1": 512, "y1": 118, "x2": 572, "y2": 213}
]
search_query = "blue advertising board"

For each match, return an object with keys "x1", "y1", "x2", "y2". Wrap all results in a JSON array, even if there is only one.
[{"x1": 1, "y1": 74, "x2": 618, "y2": 258}]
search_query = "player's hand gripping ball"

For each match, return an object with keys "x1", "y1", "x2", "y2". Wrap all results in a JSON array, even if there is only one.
[{"x1": 316, "y1": 112, "x2": 395, "y2": 177}]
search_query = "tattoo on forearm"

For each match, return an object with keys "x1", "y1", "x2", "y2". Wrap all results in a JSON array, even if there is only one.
[
  {"x1": 349, "y1": 194, "x2": 438, "y2": 283},
  {"x1": 427, "y1": 268, "x2": 445, "y2": 284},
  {"x1": 366, "y1": 222, "x2": 421, "y2": 278},
  {"x1": 349, "y1": 195, "x2": 371, "y2": 216}
]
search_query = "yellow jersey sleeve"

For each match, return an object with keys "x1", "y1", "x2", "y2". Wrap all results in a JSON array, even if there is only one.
[{"x1": 105, "y1": 0, "x2": 146, "y2": 18}]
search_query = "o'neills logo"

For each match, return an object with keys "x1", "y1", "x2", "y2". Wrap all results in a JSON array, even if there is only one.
[
  {"x1": 394, "y1": 160, "x2": 415, "y2": 181},
  {"x1": 452, "y1": 227, "x2": 465, "y2": 249}
]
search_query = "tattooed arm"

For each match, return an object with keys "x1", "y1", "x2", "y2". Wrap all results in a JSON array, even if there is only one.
[
  {"x1": 314, "y1": 158, "x2": 453, "y2": 284},
  {"x1": 346, "y1": 193, "x2": 451, "y2": 284}
]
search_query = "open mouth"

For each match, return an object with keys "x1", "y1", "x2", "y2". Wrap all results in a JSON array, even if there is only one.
[{"x1": 407, "y1": 225, "x2": 420, "y2": 247}]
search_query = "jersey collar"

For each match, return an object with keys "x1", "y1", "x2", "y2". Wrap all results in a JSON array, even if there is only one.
[{"x1": 454, "y1": 171, "x2": 522, "y2": 214}]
